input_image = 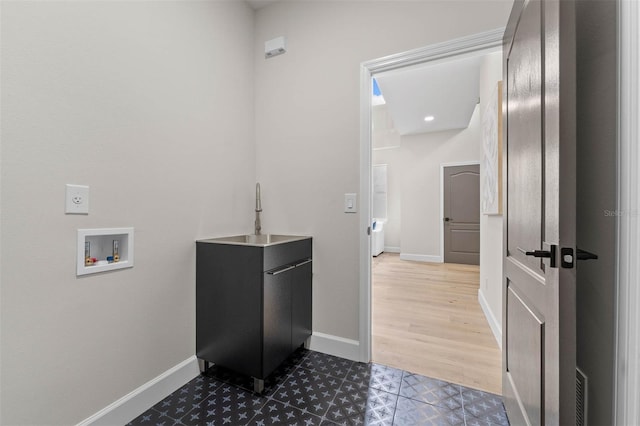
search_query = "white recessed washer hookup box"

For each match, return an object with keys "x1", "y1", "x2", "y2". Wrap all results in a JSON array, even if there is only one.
[{"x1": 77, "y1": 228, "x2": 134, "y2": 276}]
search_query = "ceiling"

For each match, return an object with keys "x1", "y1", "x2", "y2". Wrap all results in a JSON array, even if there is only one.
[
  {"x1": 374, "y1": 54, "x2": 484, "y2": 136},
  {"x1": 246, "y1": 0, "x2": 278, "y2": 10}
]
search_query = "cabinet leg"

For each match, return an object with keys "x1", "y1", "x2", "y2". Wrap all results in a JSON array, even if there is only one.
[
  {"x1": 253, "y1": 378, "x2": 265, "y2": 394},
  {"x1": 198, "y1": 359, "x2": 211, "y2": 374}
]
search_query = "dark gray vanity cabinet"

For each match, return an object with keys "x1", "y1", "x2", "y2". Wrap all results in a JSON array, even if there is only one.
[
  {"x1": 263, "y1": 265, "x2": 294, "y2": 375},
  {"x1": 291, "y1": 259, "x2": 312, "y2": 350},
  {"x1": 196, "y1": 237, "x2": 312, "y2": 392}
]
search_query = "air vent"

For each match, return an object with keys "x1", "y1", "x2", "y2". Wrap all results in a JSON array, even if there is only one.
[{"x1": 576, "y1": 367, "x2": 588, "y2": 426}]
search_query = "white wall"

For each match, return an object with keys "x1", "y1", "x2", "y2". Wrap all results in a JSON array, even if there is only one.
[
  {"x1": 0, "y1": 2, "x2": 255, "y2": 424},
  {"x1": 478, "y1": 52, "x2": 504, "y2": 344},
  {"x1": 254, "y1": 1, "x2": 512, "y2": 342}
]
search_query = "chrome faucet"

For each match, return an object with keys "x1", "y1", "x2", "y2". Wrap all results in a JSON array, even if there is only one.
[{"x1": 255, "y1": 183, "x2": 262, "y2": 235}]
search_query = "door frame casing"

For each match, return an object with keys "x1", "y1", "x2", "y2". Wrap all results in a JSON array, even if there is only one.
[
  {"x1": 615, "y1": 0, "x2": 640, "y2": 424},
  {"x1": 358, "y1": 28, "x2": 505, "y2": 363},
  {"x1": 440, "y1": 161, "x2": 481, "y2": 264}
]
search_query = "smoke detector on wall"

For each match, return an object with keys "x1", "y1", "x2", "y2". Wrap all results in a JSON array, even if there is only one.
[{"x1": 265, "y1": 36, "x2": 287, "y2": 59}]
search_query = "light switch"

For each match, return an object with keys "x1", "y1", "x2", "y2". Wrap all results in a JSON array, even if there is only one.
[
  {"x1": 66, "y1": 184, "x2": 89, "y2": 214},
  {"x1": 344, "y1": 193, "x2": 357, "y2": 213}
]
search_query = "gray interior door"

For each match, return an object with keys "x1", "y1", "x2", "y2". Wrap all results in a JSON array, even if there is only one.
[
  {"x1": 502, "y1": 0, "x2": 577, "y2": 425},
  {"x1": 443, "y1": 164, "x2": 480, "y2": 265}
]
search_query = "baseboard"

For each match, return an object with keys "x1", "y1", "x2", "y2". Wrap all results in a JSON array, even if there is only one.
[
  {"x1": 399, "y1": 253, "x2": 443, "y2": 263},
  {"x1": 478, "y1": 289, "x2": 502, "y2": 349},
  {"x1": 308, "y1": 332, "x2": 361, "y2": 362},
  {"x1": 384, "y1": 246, "x2": 400, "y2": 253},
  {"x1": 77, "y1": 356, "x2": 200, "y2": 426}
]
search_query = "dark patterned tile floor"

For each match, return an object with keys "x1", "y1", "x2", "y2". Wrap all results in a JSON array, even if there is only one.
[{"x1": 127, "y1": 349, "x2": 509, "y2": 426}]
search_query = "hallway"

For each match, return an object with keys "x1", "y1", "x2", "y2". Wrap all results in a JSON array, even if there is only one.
[{"x1": 372, "y1": 253, "x2": 501, "y2": 394}]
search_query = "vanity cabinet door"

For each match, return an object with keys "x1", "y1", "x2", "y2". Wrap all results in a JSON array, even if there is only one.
[
  {"x1": 263, "y1": 265, "x2": 293, "y2": 377},
  {"x1": 291, "y1": 259, "x2": 312, "y2": 351}
]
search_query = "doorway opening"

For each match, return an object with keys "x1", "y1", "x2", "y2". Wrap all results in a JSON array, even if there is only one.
[{"x1": 359, "y1": 28, "x2": 505, "y2": 394}]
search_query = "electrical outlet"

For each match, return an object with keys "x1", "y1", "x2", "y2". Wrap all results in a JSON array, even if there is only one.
[{"x1": 66, "y1": 184, "x2": 89, "y2": 214}]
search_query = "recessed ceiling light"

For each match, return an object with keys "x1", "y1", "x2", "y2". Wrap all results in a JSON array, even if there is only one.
[{"x1": 424, "y1": 115, "x2": 435, "y2": 122}]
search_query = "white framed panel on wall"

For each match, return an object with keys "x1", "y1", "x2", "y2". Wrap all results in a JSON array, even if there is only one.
[{"x1": 482, "y1": 81, "x2": 503, "y2": 215}]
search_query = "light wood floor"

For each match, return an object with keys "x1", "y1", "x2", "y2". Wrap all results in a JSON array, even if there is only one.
[{"x1": 372, "y1": 253, "x2": 502, "y2": 394}]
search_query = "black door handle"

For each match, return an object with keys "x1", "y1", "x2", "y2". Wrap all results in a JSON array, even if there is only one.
[
  {"x1": 576, "y1": 248, "x2": 598, "y2": 260},
  {"x1": 444, "y1": 217, "x2": 451, "y2": 222},
  {"x1": 517, "y1": 245, "x2": 557, "y2": 267},
  {"x1": 516, "y1": 247, "x2": 552, "y2": 258},
  {"x1": 525, "y1": 250, "x2": 552, "y2": 258}
]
